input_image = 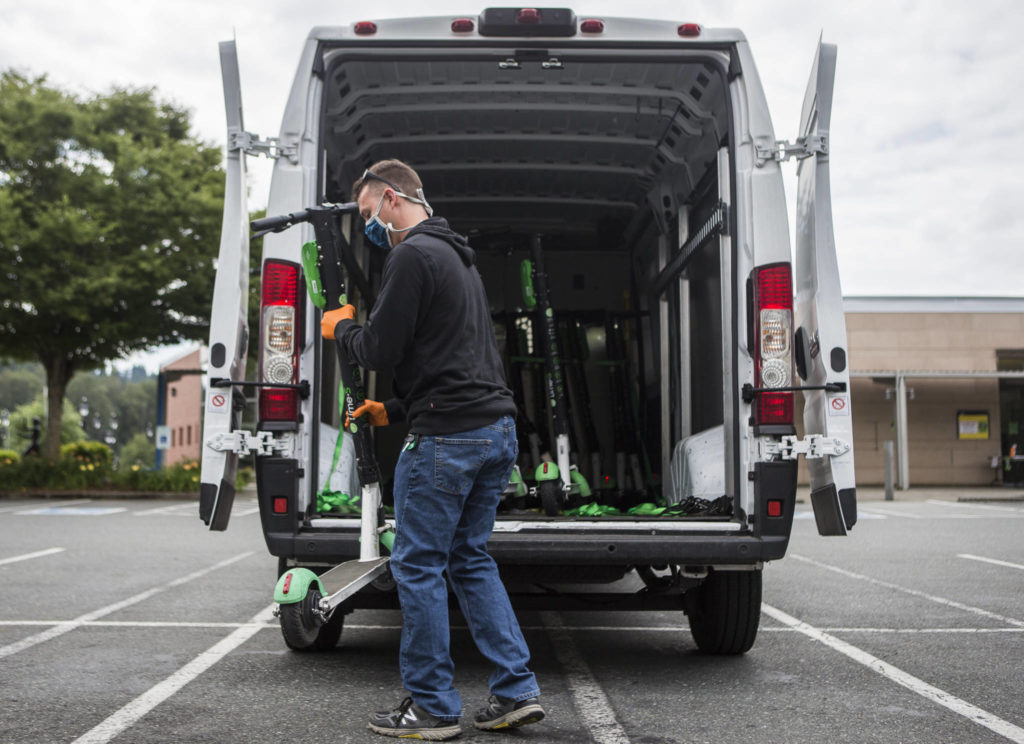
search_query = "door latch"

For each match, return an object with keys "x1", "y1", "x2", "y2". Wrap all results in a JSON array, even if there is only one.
[
  {"x1": 760, "y1": 435, "x2": 850, "y2": 461},
  {"x1": 208, "y1": 430, "x2": 290, "y2": 456}
]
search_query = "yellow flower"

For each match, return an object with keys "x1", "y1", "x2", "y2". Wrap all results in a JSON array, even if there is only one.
[
  {"x1": 87, "y1": 464, "x2": 95, "y2": 471},
  {"x1": 80, "y1": 465, "x2": 87, "y2": 471},
  {"x1": 132, "y1": 464, "x2": 140, "y2": 472},
  {"x1": 191, "y1": 476, "x2": 199, "y2": 482}
]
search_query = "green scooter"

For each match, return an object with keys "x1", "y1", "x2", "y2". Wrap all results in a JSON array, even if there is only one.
[
  {"x1": 251, "y1": 203, "x2": 394, "y2": 651},
  {"x1": 521, "y1": 234, "x2": 591, "y2": 515}
]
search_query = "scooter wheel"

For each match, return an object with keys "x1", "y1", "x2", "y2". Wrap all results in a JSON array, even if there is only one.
[
  {"x1": 538, "y1": 481, "x2": 562, "y2": 516},
  {"x1": 279, "y1": 588, "x2": 343, "y2": 651}
]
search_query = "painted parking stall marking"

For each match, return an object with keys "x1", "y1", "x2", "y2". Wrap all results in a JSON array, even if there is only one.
[
  {"x1": 15, "y1": 505, "x2": 127, "y2": 516},
  {"x1": 763, "y1": 604, "x2": 1024, "y2": 743},
  {"x1": 70, "y1": 604, "x2": 276, "y2": 744},
  {"x1": 791, "y1": 553, "x2": 1024, "y2": 627},
  {"x1": 541, "y1": 611, "x2": 632, "y2": 744},
  {"x1": 958, "y1": 554, "x2": 1024, "y2": 572},
  {"x1": 0, "y1": 551, "x2": 254, "y2": 659},
  {"x1": 0, "y1": 547, "x2": 65, "y2": 567}
]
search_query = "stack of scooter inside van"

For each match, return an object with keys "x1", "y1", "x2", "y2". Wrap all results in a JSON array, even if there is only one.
[{"x1": 494, "y1": 233, "x2": 730, "y2": 520}]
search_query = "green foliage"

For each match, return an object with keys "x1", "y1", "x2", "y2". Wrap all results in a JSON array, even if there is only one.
[
  {"x1": 0, "y1": 361, "x2": 43, "y2": 411},
  {"x1": 0, "y1": 71, "x2": 224, "y2": 460},
  {"x1": 0, "y1": 449, "x2": 20, "y2": 465},
  {"x1": 7, "y1": 395, "x2": 84, "y2": 452},
  {"x1": 60, "y1": 440, "x2": 113, "y2": 468},
  {"x1": 119, "y1": 431, "x2": 155, "y2": 469}
]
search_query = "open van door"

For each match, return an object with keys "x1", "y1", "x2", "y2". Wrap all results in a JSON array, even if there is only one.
[
  {"x1": 199, "y1": 40, "x2": 250, "y2": 531},
  {"x1": 793, "y1": 39, "x2": 857, "y2": 536}
]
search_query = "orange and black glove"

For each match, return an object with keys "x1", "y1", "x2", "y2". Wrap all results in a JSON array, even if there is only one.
[
  {"x1": 345, "y1": 399, "x2": 389, "y2": 428},
  {"x1": 321, "y1": 304, "x2": 356, "y2": 339}
]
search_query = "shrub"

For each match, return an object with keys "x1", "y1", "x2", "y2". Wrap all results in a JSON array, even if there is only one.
[
  {"x1": 119, "y1": 432, "x2": 155, "y2": 469},
  {"x1": 0, "y1": 449, "x2": 20, "y2": 466}
]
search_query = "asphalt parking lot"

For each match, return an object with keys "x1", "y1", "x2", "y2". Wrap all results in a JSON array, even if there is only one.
[{"x1": 1, "y1": 488, "x2": 1023, "y2": 744}]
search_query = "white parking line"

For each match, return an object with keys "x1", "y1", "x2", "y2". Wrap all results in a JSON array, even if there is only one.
[
  {"x1": 70, "y1": 604, "x2": 276, "y2": 744},
  {"x1": 929, "y1": 499, "x2": 1024, "y2": 513},
  {"x1": 0, "y1": 551, "x2": 254, "y2": 659},
  {"x1": 0, "y1": 499, "x2": 92, "y2": 514},
  {"x1": 958, "y1": 554, "x2": 1024, "y2": 572},
  {"x1": 790, "y1": 553, "x2": 1024, "y2": 628},
  {"x1": 133, "y1": 503, "x2": 197, "y2": 516},
  {"x1": 0, "y1": 547, "x2": 65, "y2": 566},
  {"x1": 763, "y1": 603, "x2": 1024, "y2": 744},
  {"x1": 541, "y1": 611, "x2": 631, "y2": 744}
]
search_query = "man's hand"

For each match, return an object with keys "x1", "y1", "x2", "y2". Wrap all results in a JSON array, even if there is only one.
[
  {"x1": 321, "y1": 304, "x2": 356, "y2": 339},
  {"x1": 345, "y1": 399, "x2": 389, "y2": 428}
]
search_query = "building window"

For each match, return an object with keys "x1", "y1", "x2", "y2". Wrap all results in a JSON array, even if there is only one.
[
  {"x1": 171, "y1": 428, "x2": 176, "y2": 447},
  {"x1": 187, "y1": 425, "x2": 192, "y2": 446},
  {"x1": 171, "y1": 387, "x2": 177, "y2": 397}
]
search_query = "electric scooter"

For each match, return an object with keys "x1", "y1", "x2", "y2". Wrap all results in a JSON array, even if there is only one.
[
  {"x1": 521, "y1": 234, "x2": 591, "y2": 515},
  {"x1": 250, "y1": 203, "x2": 394, "y2": 651}
]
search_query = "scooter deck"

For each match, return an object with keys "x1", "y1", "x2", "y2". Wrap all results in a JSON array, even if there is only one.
[{"x1": 318, "y1": 556, "x2": 390, "y2": 611}]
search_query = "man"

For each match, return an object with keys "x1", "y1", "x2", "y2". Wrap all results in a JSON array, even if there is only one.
[{"x1": 321, "y1": 159, "x2": 544, "y2": 740}]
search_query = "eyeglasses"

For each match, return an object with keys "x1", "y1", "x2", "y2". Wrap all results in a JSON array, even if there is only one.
[{"x1": 358, "y1": 168, "x2": 402, "y2": 196}]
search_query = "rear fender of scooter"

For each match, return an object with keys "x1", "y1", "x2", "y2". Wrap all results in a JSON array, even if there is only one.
[{"x1": 274, "y1": 567, "x2": 325, "y2": 605}]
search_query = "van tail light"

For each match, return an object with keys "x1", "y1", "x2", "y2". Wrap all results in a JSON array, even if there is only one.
[
  {"x1": 580, "y1": 18, "x2": 604, "y2": 33},
  {"x1": 451, "y1": 18, "x2": 475, "y2": 32},
  {"x1": 678, "y1": 23, "x2": 702, "y2": 37},
  {"x1": 260, "y1": 260, "x2": 301, "y2": 422},
  {"x1": 753, "y1": 263, "x2": 794, "y2": 426},
  {"x1": 354, "y1": 21, "x2": 378, "y2": 35}
]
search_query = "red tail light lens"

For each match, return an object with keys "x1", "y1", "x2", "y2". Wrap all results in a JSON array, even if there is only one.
[
  {"x1": 273, "y1": 497, "x2": 288, "y2": 514},
  {"x1": 354, "y1": 21, "x2": 378, "y2": 35},
  {"x1": 678, "y1": 23, "x2": 701, "y2": 37},
  {"x1": 753, "y1": 264, "x2": 794, "y2": 426},
  {"x1": 451, "y1": 18, "x2": 475, "y2": 32},
  {"x1": 518, "y1": 8, "x2": 540, "y2": 23},
  {"x1": 580, "y1": 19, "x2": 604, "y2": 33},
  {"x1": 260, "y1": 260, "x2": 301, "y2": 422}
]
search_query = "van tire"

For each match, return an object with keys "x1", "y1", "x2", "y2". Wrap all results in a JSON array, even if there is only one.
[{"x1": 685, "y1": 569, "x2": 761, "y2": 654}]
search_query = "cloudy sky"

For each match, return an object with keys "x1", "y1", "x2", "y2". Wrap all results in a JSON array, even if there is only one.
[{"x1": 3, "y1": 0, "x2": 1022, "y2": 367}]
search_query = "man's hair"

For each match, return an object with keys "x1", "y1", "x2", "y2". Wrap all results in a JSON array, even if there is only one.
[{"x1": 351, "y1": 159, "x2": 424, "y2": 201}]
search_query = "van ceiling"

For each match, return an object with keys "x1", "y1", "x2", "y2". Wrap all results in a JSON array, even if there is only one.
[{"x1": 322, "y1": 53, "x2": 728, "y2": 247}]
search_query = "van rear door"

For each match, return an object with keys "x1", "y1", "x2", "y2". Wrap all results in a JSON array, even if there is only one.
[
  {"x1": 199, "y1": 40, "x2": 251, "y2": 531},
  {"x1": 793, "y1": 39, "x2": 856, "y2": 536}
]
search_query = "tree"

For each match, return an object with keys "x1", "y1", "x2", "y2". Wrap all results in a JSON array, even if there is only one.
[{"x1": 0, "y1": 71, "x2": 224, "y2": 461}]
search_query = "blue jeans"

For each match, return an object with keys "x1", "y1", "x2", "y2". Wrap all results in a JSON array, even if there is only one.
[{"x1": 390, "y1": 414, "x2": 540, "y2": 719}]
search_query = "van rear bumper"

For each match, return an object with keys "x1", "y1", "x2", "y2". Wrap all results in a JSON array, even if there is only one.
[{"x1": 263, "y1": 529, "x2": 789, "y2": 566}]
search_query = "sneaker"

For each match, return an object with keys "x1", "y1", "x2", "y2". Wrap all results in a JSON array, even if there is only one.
[
  {"x1": 474, "y1": 695, "x2": 545, "y2": 731},
  {"x1": 368, "y1": 697, "x2": 461, "y2": 740}
]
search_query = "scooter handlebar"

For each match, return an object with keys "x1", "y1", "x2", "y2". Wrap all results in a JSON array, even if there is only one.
[{"x1": 250, "y1": 202, "x2": 359, "y2": 235}]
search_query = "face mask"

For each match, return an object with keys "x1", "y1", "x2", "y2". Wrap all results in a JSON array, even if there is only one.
[{"x1": 363, "y1": 187, "x2": 433, "y2": 249}]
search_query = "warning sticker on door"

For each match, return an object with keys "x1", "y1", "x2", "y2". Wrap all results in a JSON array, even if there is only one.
[
  {"x1": 829, "y1": 395, "x2": 850, "y2": 416},
  {"x1": 207, "y1": 391, "x2": 228, "y2": 414}
]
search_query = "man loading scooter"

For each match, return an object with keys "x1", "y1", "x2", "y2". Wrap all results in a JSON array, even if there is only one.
[{"x1": 321, "y1": 159, "x2": 544, "y2": 740}]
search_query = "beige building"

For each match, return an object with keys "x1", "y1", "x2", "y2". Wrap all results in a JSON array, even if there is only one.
[
  {"x1": 160, "y1": 348, "x2": 203, "y2": 466},
  {"x1": 831, "y1": 298, "x2": 1024, "y2": 487}
]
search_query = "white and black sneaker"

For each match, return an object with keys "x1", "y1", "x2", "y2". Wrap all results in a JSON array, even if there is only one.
[
  {"x1": 368, "y1": 697, "x2": 461, "y2": 740},
  {"x1": 473, "y1": 695, "x2": 545, "y2": 731}
]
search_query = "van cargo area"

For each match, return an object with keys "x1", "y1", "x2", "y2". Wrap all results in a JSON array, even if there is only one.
[{"x1": 314, "y1": 52, "x2": 734, "y2": 523}]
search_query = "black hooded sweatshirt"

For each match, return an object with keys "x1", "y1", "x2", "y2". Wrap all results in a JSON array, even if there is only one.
[{"x1": 335, "y1": 217, "x2": 515, "y2": 435}]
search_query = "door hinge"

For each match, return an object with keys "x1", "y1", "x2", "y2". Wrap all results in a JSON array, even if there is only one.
[
  {"x1": 754, "y1": 134, "x2": 828, "y2": 167},
  {"x1": 208, "y1": 430, "x2": 290, "y2": 457},
  {"x1": 227, "y1": 129, "x2": 299, "y2": 163},
  {"x1": 760, "y1": 434, "x2": 850, "y2": 461}
]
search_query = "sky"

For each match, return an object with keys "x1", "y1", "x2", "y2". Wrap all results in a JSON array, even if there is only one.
[{"x1": 3, "y1": 0, "x2": 1023, "y2": 371}]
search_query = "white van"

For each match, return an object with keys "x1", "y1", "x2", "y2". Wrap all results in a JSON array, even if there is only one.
[{"x1": 200, "y1": 8, "x2": 856, "y2": 654}]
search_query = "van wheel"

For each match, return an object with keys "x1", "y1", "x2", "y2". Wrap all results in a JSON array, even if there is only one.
[
  {"x1": 279, "y1": 589, "x2": 344, "y2": 651},
  {"x1": 538, "y1": 481, "x2": 562, "y2": 516},
  {"x1": 685, "y1": 569, "x2": 761, "y2": 654}
]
